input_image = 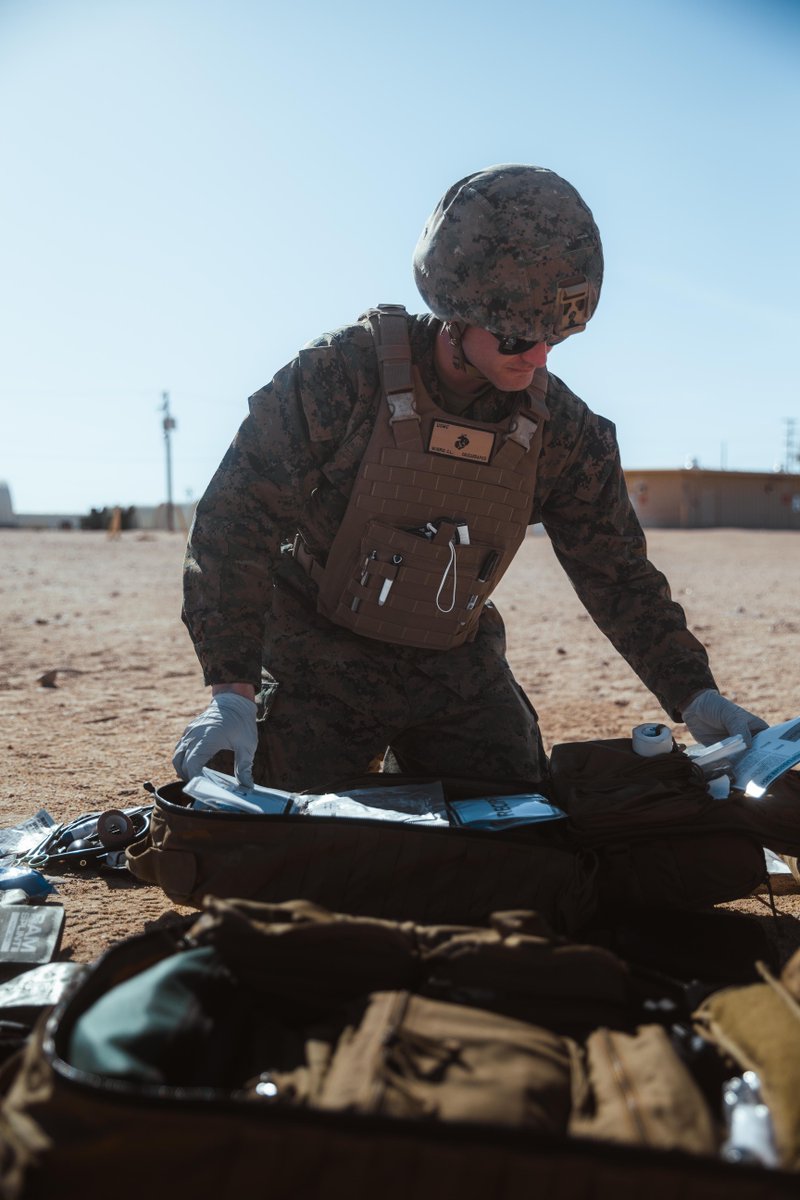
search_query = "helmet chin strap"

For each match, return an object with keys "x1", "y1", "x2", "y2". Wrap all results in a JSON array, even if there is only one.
[{"x1": 445, "y1": 321, "x2": 486, "y2": 380}]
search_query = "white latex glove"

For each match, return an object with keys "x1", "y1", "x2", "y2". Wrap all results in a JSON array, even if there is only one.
[
  {"x1": 682, "y1": 689, "x2": 768, "y2": 747},
  {"x1": 172, "y1": 692, "x2": 258, "y2": 788}
]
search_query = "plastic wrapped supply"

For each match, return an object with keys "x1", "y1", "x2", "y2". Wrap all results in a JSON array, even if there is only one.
[
  {"x1": 681, "y1": 717, "x2": 800, "y2": 799},
  {"x1": 683, "y1": 735, "x2": 747, "y2": 799},
  {"x1": 186, "y1": 769, "x2": 448, "y2": 825},
  {"x1": 684, "y1": 735, "x2": 747, "y2": 775},
  {"x1": 185, "y1": 771, "x2": 567, "y2": 832},
  {"x1": 721, "y1": 1071, "x2": 779, "y2": 1168},
  {"x1": 0, "y1": 865, "x2": 55, "y2": 900},
  {"x1": 730, "y1": 716, "x2": 800, "y2": 798}
]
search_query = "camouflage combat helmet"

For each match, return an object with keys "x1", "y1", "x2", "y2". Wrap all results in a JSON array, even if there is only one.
[{"x1": 413, "y1": 164, "x2": 603, "y2": 345}]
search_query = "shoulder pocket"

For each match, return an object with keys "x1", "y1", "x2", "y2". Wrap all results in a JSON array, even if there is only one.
[
  {"x1": 571, "y1": 414, "x2": 619, "y2": 503},
  {"x1": 296, "y1": 347, "x2": 342, "y2": 444}
]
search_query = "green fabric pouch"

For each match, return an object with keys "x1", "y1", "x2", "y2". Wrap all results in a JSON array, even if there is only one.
[{"x1": 67, "y1": 947, "x2": 236, "y2": 1085}]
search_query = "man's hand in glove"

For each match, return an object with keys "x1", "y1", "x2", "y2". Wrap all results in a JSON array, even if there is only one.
[
  {"x1": 173, "y1": 687, "x2": 258, "y2": 788},
  {"x1": 681, "y1": 688, "x2": 768, "y2": 747}
]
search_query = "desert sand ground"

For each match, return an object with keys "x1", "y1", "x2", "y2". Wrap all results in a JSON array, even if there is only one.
[{"x1": 1, "y1": 526, "x2": 799, "y2": 965}]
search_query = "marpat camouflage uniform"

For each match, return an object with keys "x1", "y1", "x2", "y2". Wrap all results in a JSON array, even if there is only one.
[{"x1": 182, "y1": 313, "x2": 716, "y2": 790}]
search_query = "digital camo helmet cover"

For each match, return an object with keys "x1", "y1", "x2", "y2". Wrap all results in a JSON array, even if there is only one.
[{"x1": 413, "y1": 164, "x2": 603, "y2": 344}]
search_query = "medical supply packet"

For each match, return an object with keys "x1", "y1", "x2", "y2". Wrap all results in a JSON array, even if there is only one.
[
  {"x1": 449, "y1": 794, "x2": 567, "y2": 831},
  {"x1": 183, "y1": 770, "x2": 292, "y2": 814},
  {"x1": 731, "y1": 716, "x2": 800, "y2": 798}
]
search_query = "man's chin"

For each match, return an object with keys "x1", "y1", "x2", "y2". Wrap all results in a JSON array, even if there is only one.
[{"x1": 503, "y1": 367, "x2": 536, "y2": 388}]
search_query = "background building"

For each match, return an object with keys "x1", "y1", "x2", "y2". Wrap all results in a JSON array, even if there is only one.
[
  {"x1": 0, "y1": 483, "x2": 195, "y2": 532},
  {"x1": 625, "y1": 469, "x2": 800, "y2": 530},
  {"x1": 5, "y1": 472, "x2": 800, "y2": 533}
]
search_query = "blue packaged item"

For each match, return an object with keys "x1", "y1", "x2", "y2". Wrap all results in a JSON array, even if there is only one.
[
  {"x1": 0, "y1": 865, "x2": 56, "y2": 899},
  {"x1": 449, "y1": 794, "x2": 567, "y2": 831}
]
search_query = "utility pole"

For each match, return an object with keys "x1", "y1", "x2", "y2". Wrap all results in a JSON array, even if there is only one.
[
  {"x1": 161, "y1": 391, "x2": 177, "y2": 531},
  {"x1": 784, "y1": 418, "x2": 797, "y2": 474}
]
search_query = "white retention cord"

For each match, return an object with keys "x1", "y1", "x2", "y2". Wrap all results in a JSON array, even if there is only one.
[{"x1": 435, "y1": 540, "x2": 457, "y2": 613}]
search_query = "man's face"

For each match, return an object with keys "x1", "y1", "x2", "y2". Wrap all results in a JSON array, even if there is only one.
[{"x1": 461, "y1": 327, "x2": 549, "y2": 391}]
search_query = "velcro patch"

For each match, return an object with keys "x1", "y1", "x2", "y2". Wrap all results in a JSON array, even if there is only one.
[{"x1": 428, "y1": 421, "x2": 495, "y2": 464}]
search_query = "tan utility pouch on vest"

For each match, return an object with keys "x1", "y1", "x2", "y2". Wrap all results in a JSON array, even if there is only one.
[{"x1": 318, "y1": 516, "x2": 506, "y2": 651}]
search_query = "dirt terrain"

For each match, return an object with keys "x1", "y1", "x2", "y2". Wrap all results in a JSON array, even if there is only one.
[{"x1": 1, "y1": 526, "x2": 799, "y2": 964}]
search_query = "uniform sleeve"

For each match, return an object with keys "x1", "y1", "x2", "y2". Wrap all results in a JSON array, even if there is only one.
[
  {"x1": 182, "y1": 341, "x2": 361, "y2": 686},
  {"x1": 538, "y1": 402, "x2": 716, "y2": 719}
]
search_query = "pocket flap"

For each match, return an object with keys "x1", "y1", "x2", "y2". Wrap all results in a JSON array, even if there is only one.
[{"x1": 125, "y1": 839, "x2": 197, "y2": 904}]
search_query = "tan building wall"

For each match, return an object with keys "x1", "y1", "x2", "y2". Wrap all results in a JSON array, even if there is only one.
[{"x1": 625, "y1": 469, "x2": 800, "y2": 530}]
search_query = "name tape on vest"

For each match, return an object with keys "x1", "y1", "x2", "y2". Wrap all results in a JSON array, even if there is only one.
[{"x1": 428, "y1": 421, "x2": 495, "y2": 464}]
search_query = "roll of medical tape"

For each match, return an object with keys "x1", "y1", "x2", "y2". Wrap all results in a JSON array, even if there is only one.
[{"x1": 632, "y1": 723, "x2": 673, "y2": 757}]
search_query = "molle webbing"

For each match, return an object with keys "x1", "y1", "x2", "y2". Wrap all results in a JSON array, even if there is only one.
[
  {"x1": 358, "y1": 447, "x2": 532, "y2": 549},
  {"x1": 302, "y1": 306, "x2": 549, "y2": 651}
]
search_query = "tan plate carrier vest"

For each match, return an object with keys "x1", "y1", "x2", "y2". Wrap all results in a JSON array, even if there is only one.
[{"x1": 294, "y1": 305, "x2": 550, "y2": 651}]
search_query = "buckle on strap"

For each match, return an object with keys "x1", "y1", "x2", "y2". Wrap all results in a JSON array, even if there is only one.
[
  {"x1": 291, "y1": 531, "x2": 324, "y2": 584},
  {"x1": 386, "y1": 391, "x2": 420, "y2": 424},
  {"x1": 504, "y1": 412, "x2": 539, "y2": 451},
  {"x1": 292, "y1": 531, "x2": 310, "y2": 565}
]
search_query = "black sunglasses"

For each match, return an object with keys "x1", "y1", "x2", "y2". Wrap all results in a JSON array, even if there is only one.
[
  {"x1": 492, "y1": 333, "x2": 538, "y2": 356},
  {"x1": 492, "y1": 330, "x2": 567, "y2": 355}
]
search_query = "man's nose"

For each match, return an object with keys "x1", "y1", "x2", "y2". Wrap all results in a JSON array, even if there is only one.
[{"x1": 518, "y1": 342, "x2": 549, "y2": 368}]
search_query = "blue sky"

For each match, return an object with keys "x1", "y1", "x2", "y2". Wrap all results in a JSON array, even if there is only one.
[{"x1": 1, "y1": 0, "x2": 798, "y2": 514}]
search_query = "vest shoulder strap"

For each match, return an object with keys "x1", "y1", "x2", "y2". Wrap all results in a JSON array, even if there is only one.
[{"x1": 359, "y1": 305, "x2": 423, "y2": 451}]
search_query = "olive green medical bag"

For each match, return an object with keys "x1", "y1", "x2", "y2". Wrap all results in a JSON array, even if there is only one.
[{"x1": 2, "y1": 897, "x2": 799, "y2": 1200}]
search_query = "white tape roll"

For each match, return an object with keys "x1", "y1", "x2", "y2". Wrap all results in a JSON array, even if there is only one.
[{"x1": 632, "y1": 722, "x2": 673, "y2": 757}]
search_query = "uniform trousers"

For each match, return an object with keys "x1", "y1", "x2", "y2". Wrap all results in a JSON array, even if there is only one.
[{"x1": 250, "y1": 578, "x2": 548, "y2": 792}]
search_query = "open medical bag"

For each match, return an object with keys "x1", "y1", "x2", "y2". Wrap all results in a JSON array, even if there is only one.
[
  {"x1": 124, "y1": 740, "x2": 788, "y2": 932},
  {"x1": 1, "y1": 896, "x2": 799, "y2": 1200},
  {"x1": 126, "y1": 776, "x2": 598, "y2": 934}
]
